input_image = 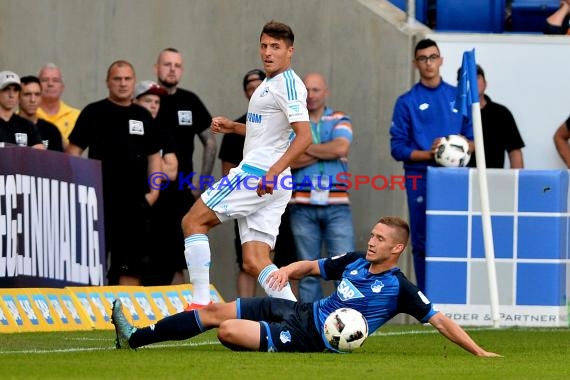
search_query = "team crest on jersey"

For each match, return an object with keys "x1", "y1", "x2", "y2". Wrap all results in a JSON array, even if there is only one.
[
  {"x1": 129, "y1": 120, "x2": 144, "y2": 135},
  {"x1": 260, "y1": 87, "x2": 269, "y2": 97},
  {"x1": 280, "y1": 330, "x2": 292, "y2": 344},
  {"x1": 371, "y1": 280, "x2": 384, "y2": 293},
  {"x1": 336, "y1": 279, "x2": 365, "y2": 301}
]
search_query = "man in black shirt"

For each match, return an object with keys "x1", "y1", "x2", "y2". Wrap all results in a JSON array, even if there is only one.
[
  {"x1": 0, "y1": 71, "x2": 44, "y2": 149},
  {"x1": 459, "y1": 65, "x2": 525, "y2": 168},
  {"x1": 150, "y1": 48, "x2": 217, "y2": 285},
  {"x1": 66, "y1": 60, "x2": 162, "y2": 285},
  {"x1": 18, "y1": 75, "x2": 64, "y2": 152}
]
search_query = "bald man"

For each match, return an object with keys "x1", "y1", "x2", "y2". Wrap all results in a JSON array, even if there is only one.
[{"x1": 289, "y1": 72, "x2": 355, "y2": 302}]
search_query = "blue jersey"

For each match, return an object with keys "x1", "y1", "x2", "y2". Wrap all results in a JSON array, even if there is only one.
[
  {"x1": 390, "y1": 80, "x2": 473, "y2": 172},
  {"x1": 237, "y1": 252, "x2": 438, "y2": 352},
  {"x1": 314, "y1": 252, "x2": 438, "y2": 350}
]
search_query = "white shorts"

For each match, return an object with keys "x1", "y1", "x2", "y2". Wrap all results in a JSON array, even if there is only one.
[{"x1": 200, "y1": 164, "x2": 292, "y2": 248}]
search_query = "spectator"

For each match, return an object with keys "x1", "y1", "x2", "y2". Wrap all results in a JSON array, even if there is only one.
[
  {"x1": 132, "y1": 80, "x2": 178, "y2": 180},
  {"x1": 553, "y1": 115, "x2": 570, "y2": 167},
  {"x1": 458, "y1": 65, "x2": 524, "y2": 169},
  {"x1": 131, "y1": 80, "x2": 181, "y2": 286},
  {"x1": 289, "y1": 72, "x2": 355, "y2": 302},
  {"x1": 389, "y1": 39, "x2": 473, "y2": 292},
  {"x1": 218, "y1": 69, "x2": 266, "y2": 297},
  {"x1": 37, "y1": 63, "x2": 81, "y2": 145},
  {"x1": 18, "y1": 75, "x2": 64, "y2": 152},
  {"x1": 66, "y1": 60, "x2": 162, "y2": 286},
  {"x1": 544, "y1": 0, "x2": 570, "y2": 35},
  {"x1": 0, "y1": 71, "x2": 44, "y2": 149},
  {"x1": 152, "y1": 48, "x2": 217, "y2": 286}
]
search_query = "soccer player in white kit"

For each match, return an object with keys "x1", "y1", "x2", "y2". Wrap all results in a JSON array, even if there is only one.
[{"x1": 181, "y1": 21, "x2": 312, "y2": 309}]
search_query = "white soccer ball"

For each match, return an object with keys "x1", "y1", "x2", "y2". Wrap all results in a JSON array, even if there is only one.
[
  {"x1": 323, "y1": 308, "x2": 369, "y2": 352},
  {"x1": 434, "y1": 134, "x2": 471, "y2": 167}
]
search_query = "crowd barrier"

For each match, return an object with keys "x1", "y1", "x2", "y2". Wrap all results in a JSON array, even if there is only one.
[
  {"x1": 426, "y1": 167, "x2": 569, "y2": 327},
  {"x1": 0, "y1": 146, "x2": 106, "y2": 287},
  {"x1": 0, "y1": 284, "x2": 223, "y2": 333}
]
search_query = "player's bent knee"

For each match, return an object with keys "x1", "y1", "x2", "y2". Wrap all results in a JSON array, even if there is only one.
[
  {"x1": 217, "y1": 321, "x2": 247, "y2": 351},
  {"x1": 241, "y1": 261, "x2": 258, "y2": 277}
]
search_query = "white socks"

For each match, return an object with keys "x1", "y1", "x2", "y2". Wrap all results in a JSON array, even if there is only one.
[
  {"x1": 258, "y1": 264, "x2": 297, "y2": 301},
  {"x1": 184, "y1": 234, "x2": 211, "y2": 305}
]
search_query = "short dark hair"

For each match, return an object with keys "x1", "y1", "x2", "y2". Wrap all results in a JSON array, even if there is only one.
[
  {"x1": 260, "y1": 20, "x2": 294, "y2": 46},
  {"x1": 456, "y1": 64, "x2": 485, "y2": 82},
  {"x1": 106, "y1": 60, "x2": 135, "y2": 81},
  {"x1": 242, "y1": 69, "x2": 266, "y2": 91},
  {"x1": 414, "y1": 38, "x2": 439, "y2": 55},
  {"x1": 20, "y1": 75, "x2": 41, "y2": 87}
]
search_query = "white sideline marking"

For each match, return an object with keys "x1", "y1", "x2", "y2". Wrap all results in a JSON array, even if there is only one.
[
  {"x1": 371, "y1": 326, "x2": 496, "y2": 337},
  {"x1": 0, "y1": 340, "x2": 221, "y2": 355}
]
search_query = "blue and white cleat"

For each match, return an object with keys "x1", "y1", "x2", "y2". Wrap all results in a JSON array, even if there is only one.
[{"x1": 111, "y1": 299, "x2": 136, "y2": 349}]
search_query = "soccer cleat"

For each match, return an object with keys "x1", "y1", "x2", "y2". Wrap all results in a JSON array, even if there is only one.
[
  {"x1": 183, "y1": 301, "x2": 213, "y2": 311},
  {"x1": 111, "y1": 299, "x2": 136, "y2": 349}
]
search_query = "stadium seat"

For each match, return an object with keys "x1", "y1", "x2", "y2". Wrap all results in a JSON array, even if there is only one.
[
  {"x1": 388, "y1": 0, "x2": 428, "y2": 24},
  {"x1": 510, "y1": 0, "x2": 560, "y2": 32},
  {"x1": 435, "y1": 0, "x2": 506, "y2": 33}
]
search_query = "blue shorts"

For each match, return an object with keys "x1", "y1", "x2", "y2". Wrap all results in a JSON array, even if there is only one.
[{"x1": 237, "y1": 297, "x2": 325, "y2": 352}]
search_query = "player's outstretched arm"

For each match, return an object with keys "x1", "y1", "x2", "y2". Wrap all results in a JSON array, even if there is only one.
[
  {"x1": 266, "y1": 260, "x2": 320, "y2": 290},
  {"x1": 428, "y1": 312, "x2": 502, "y2": 357}
]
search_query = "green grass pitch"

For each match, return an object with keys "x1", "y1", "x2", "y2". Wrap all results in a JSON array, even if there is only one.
[{"x1": 0, "y1": 326, "x2": 568, "y2": 379}]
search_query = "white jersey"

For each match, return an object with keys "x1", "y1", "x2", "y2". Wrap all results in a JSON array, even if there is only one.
[{"x1": 242, "y1": 68, "x2": 309, "y2": 171}]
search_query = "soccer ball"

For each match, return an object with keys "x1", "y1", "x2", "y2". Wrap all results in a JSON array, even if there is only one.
[
  {"x1": 323, "y1": 308, "x2": 369, "y2": 352},
  {"x1": 434, "y1": 134, "x2": 471, "y2": 167}
]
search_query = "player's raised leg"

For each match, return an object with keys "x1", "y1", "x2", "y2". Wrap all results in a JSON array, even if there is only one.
[{"x1": 241, "y1": 237, "x2": 297, "y2": 301}]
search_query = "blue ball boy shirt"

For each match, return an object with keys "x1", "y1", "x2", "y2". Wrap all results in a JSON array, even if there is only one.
[
  {"x1": 390, "y1": 80, "x2": 473, "y2": 172},
  {"x1": 314, "y1": 252, "x2": 438, "y2": 350}
]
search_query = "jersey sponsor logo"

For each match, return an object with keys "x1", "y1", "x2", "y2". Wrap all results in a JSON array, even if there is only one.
[
  {"x1": 247, "y1": 112, "x2": 262, "y2": 124},
  {"x1": 280, "y1": 330, "x2": 292, "y2": 344},
  {"x1": 419, "y1": 103, "x2": 429, "y2": 111},
  {"x1": 337, "y1": 279, "x2": 365, "y2": 301},
  {"x1": 128, "y1": 120, "x2": 144, "y2": 135},
  {"x1": 350, "y1": 270, "x2": 358, "y2": 275},
  {"x1": 178, "y1": 110, "x2": 193, "y2": 126},
  {"x1": 371, "y1": 280, "x2": 384, "y2": 293},
  {"x1": 14, "y1": 133, "x2": 28, "y2": 146}
]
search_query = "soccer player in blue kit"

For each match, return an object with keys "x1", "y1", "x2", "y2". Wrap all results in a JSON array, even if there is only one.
[{"x1": 111, "y1": 216, "x2": 499, "y2": 356}]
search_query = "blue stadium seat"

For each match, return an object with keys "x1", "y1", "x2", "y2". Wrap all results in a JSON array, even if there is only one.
[
  {"x1": 436, "y1": 0, "x2": 506, "y2": 33},
  {"x1": 510, "y1": 0, "x2": 560, "y2": 32},
  {"x1": 388, "y1": 0, "x2": 428, "y2": 24}
]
